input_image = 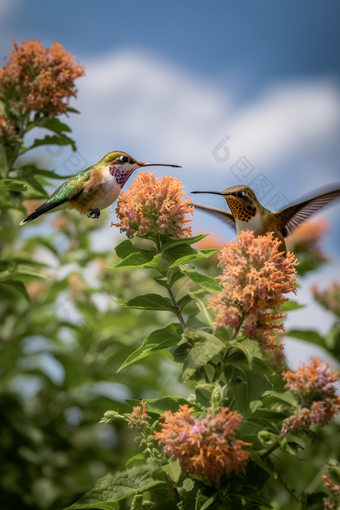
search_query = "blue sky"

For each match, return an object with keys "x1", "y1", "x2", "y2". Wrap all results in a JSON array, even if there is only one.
[{"x1": 1, "y1": 0, "x2": 340, "y2": 366}]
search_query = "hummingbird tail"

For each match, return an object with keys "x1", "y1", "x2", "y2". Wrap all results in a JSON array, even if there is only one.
[{"x1": 20, "y1": 201, "x2": 65, "y2": 225}]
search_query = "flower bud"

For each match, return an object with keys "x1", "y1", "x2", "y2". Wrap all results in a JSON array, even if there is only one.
[
  {"x1": 99, "y1": 410, "x2": 124, "y2": 424},
  {"x1": 211, "y1": 383, "x2": 228, "y2": 409}
]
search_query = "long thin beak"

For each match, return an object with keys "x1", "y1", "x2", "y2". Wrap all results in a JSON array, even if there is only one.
[
  {"x1": 191, "y1": 191, "x2": 226, "y2": 196},
  {"x1": 138, "y1": 162, "x2": 181, "y2": 168}
]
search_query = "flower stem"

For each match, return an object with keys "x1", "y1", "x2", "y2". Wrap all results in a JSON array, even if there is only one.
[
  {"x1": 260, "y1": 441, "x2": 280, "y2": 460},
  {"x1": 230, "y1": 315, "x2": 245, "y2": 341},
  {"x1": 154, "y1": 235, "x2": 210, "y2": 382},
  {"x1": 5, "y1": 118, "x2": 26, "y2": 177},
  {"x1": 155, "y1": 235, "x2": 187, "y2": 331},
  {"x1": 167, "y1": 285, "x2": 186, "y2": 331}
]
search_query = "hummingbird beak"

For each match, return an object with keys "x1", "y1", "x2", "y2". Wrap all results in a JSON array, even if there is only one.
[
  {"x1": 138, "y1": 162, "x2": 181, "y2": 168},
  {"x1": 191, "y1": 191, "x2": 226, "y2": 196}
]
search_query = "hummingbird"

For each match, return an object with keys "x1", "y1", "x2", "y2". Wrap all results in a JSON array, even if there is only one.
[
  {"x1": 192, "y1": 184, "x2": 340, "y2": 254},
  {"x1": 20, "y1": 151, "x2": 181, "y2": 225}
]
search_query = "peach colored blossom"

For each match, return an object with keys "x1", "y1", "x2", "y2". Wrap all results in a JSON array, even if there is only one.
[
  {"x1": 154, "y1": 404, "x2": 251, "y2": 483},
  {"x1": 281, "y1": 358, "x2": 340, "y2": 435},
  {"x1": 0, "y1": 113, "x2": 17, "y2": 141},
  {"x1": 287, "y1": 216, "x2": 329, "y2": 260},
  {"x1": 112, "y1": 171, "x2": 193, "y2": 239},
  {"x1": 129, "y1": 400, "x2": 151, "y2": 429},
  {"x1": 209, "y1": 231, "x2": 298, "y2": 352},
  {"x1": 0, "y1": 40, "x2": 84, "y2": 117},
  {"x1": 312, "y1": 281, "x2": 340, "y2": 317},
  {"x1": 323, "y1": 475, "x2": 340, "y2": 510}
]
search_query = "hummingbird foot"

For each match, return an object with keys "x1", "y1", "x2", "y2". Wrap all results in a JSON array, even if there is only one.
[{"x1": 87, "y1": 208, "x2": 101, "y2": 219}]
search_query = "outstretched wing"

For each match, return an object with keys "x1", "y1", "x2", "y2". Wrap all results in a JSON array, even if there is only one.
[
  {"x1": 193, "y1": 203, "x2": 237, "y2": 231},
  {"x1": 20, "y1": 168, "x2": 93, "y2": 225},
  {"x1": 275, "y1": 186, "x2": 340, "y2": 237}
]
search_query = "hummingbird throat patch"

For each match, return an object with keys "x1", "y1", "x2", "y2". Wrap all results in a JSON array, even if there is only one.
[{"x1": 109, "y1": 165, "x2": 132, "y2": 187}]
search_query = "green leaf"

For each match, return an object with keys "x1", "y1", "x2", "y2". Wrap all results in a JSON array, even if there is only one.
[
  {"x1": 115, "y1": 239, "x2": 155, "y2": 259},
  {"x1": 281, "y1": 300, "x2": 304, "y2": 311},
  {"x1": 0, "y1": 144, "x2": 7, "y2": 171},
  {"x1": 111, "y1": 294, "x2": 173, "y2": 312},
  {"x1": 153, "y1": 275, "x2": 168, "y2": 288},
  {"x1": 64, "y1": 467, "x2": 165, "y2": 509},
  {"x1": 286, "y1": 329, "x2": 326, "y2": 349},
  {"x1": 251, "y1": 452, "x2": 277, "y2": 479},
  {"x1": 229, "y1": 339, "x2": 264, "y2": 367},
  {"x1": 177, "y1": 289, "x2": 207, "y2": 312},
  {"x1": 110, "y1": 252, "x2": 162, "y2": 271},
  {"x1": 17, "y1": 174, "x2": 48, "y2": 196},
  {"x1": 0, "y1": 263, "x2": 47, "y2": 281},
  {"x1": 162, "y1": 459, "x2": 182, "y2": 483},
  {"x1": 0, "y1": 280, "x2": 30, "y2": 301},
  {"x1": 224, "y1": 359, "x2": 273, "y2": 416},
  {"x1": 186, "y1": 311, "x2": 212, "y2": 332},
  {"x1": 169, "y1": 249, "x2": 219, "y2": 268},
  {"x1": 246, "y1": 459, "x2": 272, "y2": 493},
  {"x1": 18, "y1": 164, "x2": 66, "y2": 180},
  {"x1": 181, "y1": 329, "x2": 225, "y2": 382},
  {"x1": 262, "y1": 390, "x2": 298, "y2": 408},
  {"x1": 125, "y1": 454, "x2": 147, "y2": 467},
  {"x1": 195, "y1": 491, "x2": 215, "y2": 510},
  {"x1": 0, "y1": 179, "x2": 28, "y2": 192},
  {"x1": 25, "y1": 133, "x2": 76, "y2": 152},
  {"x1": 0, "y1": 196, "x2": 26, "y2": 212},
  {"x1": 227, "y1": 484, "x2": 272, "y2": 508},
  {"x1": 67, "y1": 106, "x2": 80, "y2": 114},
  {"x1": 178, "y1": 265, "x2": 221, "y2": 293},
  {"x1": 306, "y1": 492, "x2": 328, "y2": 510},
  {"x1": 186, "y1": 292, "x2": 215, "y2": 327},
  {"x1": 25, "y1": 236, "x2": 59, "y2": 256},
  {"x1": 27, "y1": 117, "x2": 72, "y2": 134},
  {"x1": 125, "y1": 396, "x2": 198, "y2": 415},
  {"x1": 162, "y1": 234, "x2": 208, "y2": 251},
  {"x1": 117, "y1": 323, "x2": 182, "y2": 372}
]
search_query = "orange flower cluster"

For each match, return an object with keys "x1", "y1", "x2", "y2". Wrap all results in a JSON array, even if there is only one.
[
  {"x1": 281, "y1": 358, "x2": 340, "y2": 435},
  {"x1": 323, "y1": 476, "x2": 340, "y2": 510},
  {"x1": 128, "y1": 400, "x2": 151, "y2": 429},
  {"x1": 113, "y1": 171, "x2": 193, "y2": 239},
  {"x1": 287, "y1": 217, "x2": 329, "y2": 260},
  {"x1": 0, "y1": 40, "x2": 84, "y2": 117},
  {"x1": 313, "y1": 281, "x2": 340, "y2": 317},
  {"x1": 209, "y1": 231, "x2": 298, "y2": 352},
  {"x1": 154, "y1": 404, "x2": 252, "y2": 483}
]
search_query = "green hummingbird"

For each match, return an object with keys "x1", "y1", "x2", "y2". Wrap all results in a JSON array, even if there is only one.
[
  {"x1": 192, "y1": 184, "x2": 340, "y2": 254},
  {"x1": 20, "y1": 151, "x2": 180, "y2": 225}
]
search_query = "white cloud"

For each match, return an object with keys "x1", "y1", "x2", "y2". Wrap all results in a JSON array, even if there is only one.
[{"x1": 69, "y1": 49, "x2": 340, "y2": 179}]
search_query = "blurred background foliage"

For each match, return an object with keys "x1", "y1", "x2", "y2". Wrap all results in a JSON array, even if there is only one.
[
  {"x1": 0, "y1": 198, "x2": 188, "y2": 510},
  {"x1": 0, "y1": 39, "x2": 340, "y2": 510},
  {"x1": 1, "y1": 152, "x2": 340, "y2": 509}
]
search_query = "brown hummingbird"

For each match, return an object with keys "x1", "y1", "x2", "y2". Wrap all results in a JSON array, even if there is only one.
[
  {"x1": 192, "y1": 184, "x2": 340, "y2": 254},
  {"x1": 20, "y1": 151, "x2": 181, "y2": 225}
]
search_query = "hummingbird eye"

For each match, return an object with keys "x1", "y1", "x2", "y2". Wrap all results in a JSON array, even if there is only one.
[
  {"x1": 236, "y1": 191, "x2": 245, "y2": 198},
  {"x1": 120, "y1": 155, "x2": 129, "y2": 163}
]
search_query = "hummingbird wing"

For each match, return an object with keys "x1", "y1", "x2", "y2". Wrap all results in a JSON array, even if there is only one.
[
  {"x1": 275, "y1": 187, "x2": 340, "y2": 237},
  {"x1": 20, "y1": 168, "x2": 93, "y2": 225},
  {"x1": 193, "y1": 203, "x2": 237, "y2": 231}
]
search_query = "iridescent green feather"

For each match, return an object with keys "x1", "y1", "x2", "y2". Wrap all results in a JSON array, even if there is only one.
[{"x1": 46, "y1": 167, "x2": 93, "y2": 205}]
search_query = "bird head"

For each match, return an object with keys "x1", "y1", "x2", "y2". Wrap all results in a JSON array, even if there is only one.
[
  {"x1": 100, "y1": 151, "x2": 181, "y2": 182},
  {"x1": 192, "y1": 185, "x2": 259, "y2": 220}
]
